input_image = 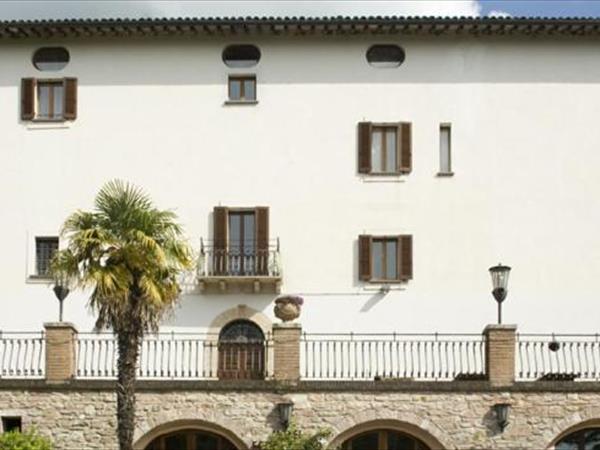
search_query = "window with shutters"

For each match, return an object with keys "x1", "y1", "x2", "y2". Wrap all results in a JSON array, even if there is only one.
[
  {"x1": 358, "y1": 122, "x2": 412, "y2": 175},
  {"x1": 35, "y1": 237, "x2": 58, "y2": 278},
  {"x1": 359, "y1": 235, "x2": 413, "y2": 283},
  {"x1": 227, "y1": 75, "x2": 257, "y2": 103},
  {"x1": 199, "y1": 206, "x2": 281, "y2": 293},
  {"x1": 20, "y1": 78, "x2": 77, "y2": 122}
]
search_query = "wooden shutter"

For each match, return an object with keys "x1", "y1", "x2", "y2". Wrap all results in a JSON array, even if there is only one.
[
  {"x1": 21, "y1": 78, "x2": 35, "y2": 121},
  {"x1": 255, "y1": 207, "x2": 269, "y2": 275},
  {"x1": 399, "y1": 122, "x2": 412, "y2": 174},
  {"x1": 358, "y1": 122, "x2": 372, "y2": 174},
  {"x1": 213, "y1": 207, "x2": 228, "y2": 275},
  {"x1": 399, "y1": 235, "x2": 413, "y2": 280},
  {"x1": 358, "y1": 235, "x2": 372, "y2": 281},
  {"x1": 63, "y1": 78, "x2": 77, "y2": 120}
]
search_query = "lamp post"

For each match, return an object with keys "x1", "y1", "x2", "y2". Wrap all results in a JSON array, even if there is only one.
[
  {"x1": 489, "y1": 263, "x2": 511, "y2": 324},
  {"x1": 53, "y1": 274, "x2": 70, "y2": 322}
]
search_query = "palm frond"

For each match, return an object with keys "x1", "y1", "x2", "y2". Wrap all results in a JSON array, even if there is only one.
[{"x1": 55, "y1": 180, "x2": 191, "y2": 334}]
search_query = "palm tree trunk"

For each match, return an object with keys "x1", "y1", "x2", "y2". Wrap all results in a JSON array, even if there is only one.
[{"x1": 116, "y1": 330, "x2": 141, "y2": 450}]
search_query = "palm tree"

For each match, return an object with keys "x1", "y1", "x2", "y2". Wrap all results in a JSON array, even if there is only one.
[{"x1": 52, "y1": 180, "x2": 193, "y2": 450}]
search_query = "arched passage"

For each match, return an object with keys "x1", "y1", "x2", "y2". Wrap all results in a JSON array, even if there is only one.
[
  {"x1": 330, "y1": 420, "x2": 447, "y2": 450},
  {"x1": 133, "y1": 420, "x2": 247, "y2": 450},
  {"x1": 549, "y1": 420, "x2": 600, "y2": 449}
]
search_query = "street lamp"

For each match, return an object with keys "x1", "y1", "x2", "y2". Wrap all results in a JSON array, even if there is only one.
[
  {"x1": 489, "y1": 263, "x2": 511, "y2": 324},
  {"x1": 53, "y1": 273, "x2": 70, "y2": 322}
]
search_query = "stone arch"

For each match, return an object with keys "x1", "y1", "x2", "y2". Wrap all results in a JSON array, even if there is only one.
[
  {"x1": 329, "y1": 418, "x2": 450, "y2": 450},
  {"x1": 133, "y1": 419, "x2": 248, "y2": 450},
  {"x1": 208, "y1": 304, "x2": 272, "y2": 338},
  {"x1": 546, "y1": 413, "x2": 600, "y2": 449}
]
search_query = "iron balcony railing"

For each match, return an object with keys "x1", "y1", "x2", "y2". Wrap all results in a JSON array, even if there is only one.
[
  {"x1": 0, "y1": 332, "x2": 45, "y2": 378},
  {"x1": 301, "y1": 333, "x2": 486, "y2": 381},
  {"x1": 198, "y1": 238, "x2": 281, "y2": 278},
  {"x1": 517, "y1": 334, "x2": 600, "y2": 381},
  {"x1": 76, "y1": 332, "x2": 272, "y2": 380}
]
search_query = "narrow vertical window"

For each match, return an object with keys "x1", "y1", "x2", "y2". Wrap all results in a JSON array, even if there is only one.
[
  {"x1": 371, "y1": 126, "x2": 397, "y2": 174},
  {"x1": 35, "y1": 237, "x2": 58, "y2": 277},
  {"x1": 439, "y1": 124, "x2": 453, "y2": 175}
]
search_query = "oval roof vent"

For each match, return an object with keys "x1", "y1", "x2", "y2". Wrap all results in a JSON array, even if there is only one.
[
  {"x1": 33, "y1": 47, "x2": 70, "y2": 71},
  {"x1": 366, "y1": 45, "x2": 405, "y2": 68}
]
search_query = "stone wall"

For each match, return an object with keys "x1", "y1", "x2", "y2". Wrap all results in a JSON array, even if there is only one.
[{"x1": 1, "y1": 381, "x2": 600, "y2": 450}]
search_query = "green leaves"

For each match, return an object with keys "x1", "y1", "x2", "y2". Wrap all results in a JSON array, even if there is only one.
[
  {"x1": 259, "y1": 423, "x2": 331, "y2": 450},
  {"x1": 0, "y1": 430, "x2": 53, "y2": 450},
  {"x1": 51, "y1": 179, "x2": 193, "y2": 334}
]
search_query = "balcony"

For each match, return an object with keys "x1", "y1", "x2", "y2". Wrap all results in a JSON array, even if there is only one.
[
  {"x1": 2, "y1": 327, "x2": 599, "y2": 383},
  {"x1": 198, "y1": 238, "x2": 282, "y2": 294}
]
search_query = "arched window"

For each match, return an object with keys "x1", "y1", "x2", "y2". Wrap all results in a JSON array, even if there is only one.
[
  {"x1": 366, "y1": 45, "x2": 405, "y2": 68},
  {"x1": 222, "y1": 45, "x2": 261, "y2": 68},
  {"x1": 145, "y1": 429, "x2": 239, "y2": 450},
  {"x1": 32, "y1": 47, "x2": 70, "y2": 71},
  {"x1": 342, "y1": 430, "x2": 430, "y2": 450},
  {"x1": 218, "y1": 320, "x2": 265, "y2": 380},
  {"x1": 556, "y1": 428, "x2": 600, "y2": 450}
]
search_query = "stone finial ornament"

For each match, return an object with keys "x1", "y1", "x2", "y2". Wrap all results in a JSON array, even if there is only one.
[{"x1": 273, "y1": 295, "x2": 304, "y2": 322}]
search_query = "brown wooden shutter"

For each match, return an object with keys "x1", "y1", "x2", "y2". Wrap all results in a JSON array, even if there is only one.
[
  {"x1": 21, "y1": 78, "x2": 35, "y2": 121},
  {"x1": 63, "y1": 78, "x2": 77, "y2": 120},
  {"x1": 213, "y1": 207, "x2": 228, "y2": 275},
  {"x1": 255, "y1": 207, "x2": 269, "y2": 275},
  {"x1": 358, "y1": 235, "x2": 372, "y2": 281},
  {"x1": 399, "y1": 122, "x2": 412, "y2": 174},
  {"x1": 399, "y1": 235, "x2": 413, "y2": 280},
  {"x1": 358, "y1": 122, "x2": 372, "y2": 174}
]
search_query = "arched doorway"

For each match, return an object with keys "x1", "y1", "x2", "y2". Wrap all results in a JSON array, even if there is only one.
[
  {"x1": 144, "y1": 429, "x2": 239, "y2": 450},
  {"x1": 555, "y1": 428, "x2": 600, "y2": 450},
  {"x1": 218, "y1": 319, "x2": 265, "y2": 380},
  {"x1": 341, "y1": 429, "x2": 431, "y2": 450}
]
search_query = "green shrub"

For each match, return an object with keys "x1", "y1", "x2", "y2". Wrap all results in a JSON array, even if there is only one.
[
  {"x1": 0, "y1": 430, "x2": 53, "y2": 450},
  {"x1": 260, "y1": 423, "x2": 331, "y2": 450}
]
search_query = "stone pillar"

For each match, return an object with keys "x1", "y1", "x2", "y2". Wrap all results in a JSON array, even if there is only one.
[
  {"x1": 273, "y1": 323, "x2": 301, "y2": 381},
  {"x1": 484, "y1": 324, "x2": 517, "y2": 387},
  {"x1": 44, "y1": 322, "x2": 77, "y2": 383}
]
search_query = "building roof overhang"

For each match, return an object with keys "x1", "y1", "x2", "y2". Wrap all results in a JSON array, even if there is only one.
[{"x1": 2, "y1": 16, "x2": 600, "y2": 40}]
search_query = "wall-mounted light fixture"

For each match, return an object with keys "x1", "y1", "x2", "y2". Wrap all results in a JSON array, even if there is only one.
[
  {"x1": 493, "y1": 403, "x2": 511, "y2": 432},
  {"x1": 277, "y1": 400, "x2": 294, "y2": 429}
]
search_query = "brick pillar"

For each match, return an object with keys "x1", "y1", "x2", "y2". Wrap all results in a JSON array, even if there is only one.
[
  {"x1": 44, "y1": 322, "x2": 77, "y2": 383},
  {"x1": 273, "y1": 323, "x2": 301, "y2": 381},
  {"x1": 484, "y1": 324, "x2": 517, "y2": 387}
]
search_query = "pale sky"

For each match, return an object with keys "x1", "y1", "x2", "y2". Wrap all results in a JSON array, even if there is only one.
[{"x1": 2, "y1": 1, "x2": 600, "y2": 21}]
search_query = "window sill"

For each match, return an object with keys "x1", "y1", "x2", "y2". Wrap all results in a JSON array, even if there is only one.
[
  {"x1": 26, "y1": 275, "x2": 53, "y2": 284},
  {"x1": 223, "y1": 100, "x2": 259, "y2": 106},
  {"x1": 360, "y1": 174, "x2": 407, "y2": 183},
  {"x1": 26, "y1": 120, "x2": 70, "y2": 130},
  {"x1": 436, "y1": 172, "x2": 454, "y2": 177},
  {"x1": 367, "y1": 279, "x2": 410, "y2": 284}
]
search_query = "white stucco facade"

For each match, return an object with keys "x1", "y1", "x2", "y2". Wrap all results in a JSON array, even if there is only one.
[{"x1": 2, "y1": 33, "x2": 600, "y2": 334}]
